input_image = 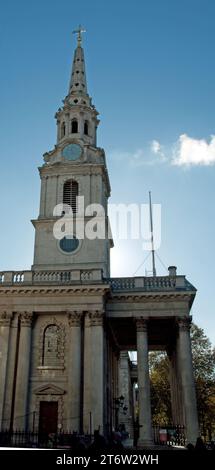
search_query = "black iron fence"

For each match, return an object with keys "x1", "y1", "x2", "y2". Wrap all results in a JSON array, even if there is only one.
[
  {"x1": 0, "y1": 430, "x2": 92, "y2": 449},
  {"x1": 0, "y1": 426, "x2": 186, "y2": 449}
]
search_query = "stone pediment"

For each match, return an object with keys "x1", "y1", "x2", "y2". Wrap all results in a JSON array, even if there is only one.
[{"x1": 34, "y1": 384, "x2": 65, "y2": 395}]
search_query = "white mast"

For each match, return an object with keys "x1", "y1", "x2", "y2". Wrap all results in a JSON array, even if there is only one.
[{"x1": 149, "y1": 191, "x2": 156, "y2": 277}]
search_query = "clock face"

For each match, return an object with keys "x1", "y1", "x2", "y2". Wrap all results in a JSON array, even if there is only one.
[
  {"x1": 59, "y1": 237, "x2": 79, "y2": 253},
  {"x1": 62, "y1": 143, "x2": 82, "y2": 161}
]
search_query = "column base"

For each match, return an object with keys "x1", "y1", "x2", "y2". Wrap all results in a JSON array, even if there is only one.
[{"x1": 137, "y1": 438, "x2": 154, "y2": 448}]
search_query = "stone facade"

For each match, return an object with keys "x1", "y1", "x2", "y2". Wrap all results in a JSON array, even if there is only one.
[{"x1": 0, "y1": 32, "x2": 199, "y2": 446}]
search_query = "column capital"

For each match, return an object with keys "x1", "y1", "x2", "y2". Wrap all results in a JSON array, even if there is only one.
[
  {"x1": 90, "y1": 310, "x2": 104, "y2": 326},
  {"x1": 67, "y1": 311, "x2": 82, "y2": 327},
  {"x1": 136, "y1": 317, "x2": 149, "y2": 332},
  {"x1": 84, "y1": 312, "x2": 91, "y2": 327},
  {"x1": 0, "y1": 311, "x2": 12, "y2": 326},
  {"x1": 84, "y1": 310, "x2": 104, "y2": 326},
  {"x1": 177, "y1": 316, "x2": 192, "y2": 331},
  {"x1": 19, "y1": 311, "x2": 34, "y2": 327}
]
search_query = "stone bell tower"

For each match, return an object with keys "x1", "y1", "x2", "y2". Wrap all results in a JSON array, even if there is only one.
[
  {"x1": 0, "y1": 28, "x2": 200, "y2": 446},
  {"x1": 32, "y1": 27, "x2": 112, "y2": 276}
]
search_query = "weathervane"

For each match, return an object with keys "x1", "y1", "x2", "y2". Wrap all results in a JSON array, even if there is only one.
[{"x1": 72, "y1": 25, "x2": 86, "y2": 46}]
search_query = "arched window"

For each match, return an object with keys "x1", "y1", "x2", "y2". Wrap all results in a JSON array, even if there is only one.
[
  {"x1": 71, "y1": 119, "x2": 78, "y2": 134},
  {"x1": 84, "y1": 121, "x2": 89, "y2": 135},
  {"x1": 42, "y1": 324, "x2": 62, "y2": 366},
  {"x1": 63, "y1": 180, "x2": 78, "y2": 213},
  {"x1": 61, "y1": 122, "x2": 66, "y2": 138}
]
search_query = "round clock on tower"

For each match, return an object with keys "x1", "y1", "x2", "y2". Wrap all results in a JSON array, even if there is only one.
[
  {"x1": 62, "y1": 143, "x2": 82, "y2": 161},
  {"x1": 32, "y1": 30, "x2": 112, "y2": 276}
]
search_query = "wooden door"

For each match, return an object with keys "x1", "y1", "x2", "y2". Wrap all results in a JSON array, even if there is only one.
[{"x1": 39, "y1": 401, "x2": 58, "y2": 434}]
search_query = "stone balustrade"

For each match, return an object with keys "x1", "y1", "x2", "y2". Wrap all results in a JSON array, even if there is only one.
[
  {"x1": 0, "y1": 269, "x2": 103, "y2": 285},
  {"x1": 0, "y1": 269, "x2": 195, "y2": 291},
  {"x1": 109, "y1": 275, "x2": 189, "y2": 290}
]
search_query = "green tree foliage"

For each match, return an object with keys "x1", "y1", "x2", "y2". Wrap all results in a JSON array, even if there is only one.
[
  {"x1": 191, "y1": 324, "x2": 215, "y2": 381},
  {"x1": 149, "y1": 352, "x2": 172, "y2": 424},
  {"x1": 191, "y1": 324, "x2": 215, "y2": 440},
  {"x1": 149, "y1": 323, "x2": 215, "y2": 439}
]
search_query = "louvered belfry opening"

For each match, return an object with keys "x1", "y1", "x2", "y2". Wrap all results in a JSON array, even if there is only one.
[
  {"x1": 71, "y1": 119, "x2": 78, "y2": 134},
  {"x1": 63, "y1": 180, "x2": 78, "y2": 214}
]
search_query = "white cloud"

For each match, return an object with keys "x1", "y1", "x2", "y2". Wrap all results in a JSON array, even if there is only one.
[
  {"x1": 109, "y1": 133, "x2": 215, "y2": 169},
  {"x1": 173, "y1": 134, "x2": 215, "y2": 167},
  {"x1": 150, "y1": 139, "x2": 167, "y2": 162},
  {"x1": 151, "y1": 139, "x2": 161, "y2": 154}
]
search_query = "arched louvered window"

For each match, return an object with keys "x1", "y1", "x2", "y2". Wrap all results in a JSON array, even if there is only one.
[
  {"x1": 42, "y1": 324, "x2": 62, "y2": 366},
  {"x1": 84, "y1": 120, "x2": 89, "y2": 135},
  {"x1": 71, "y1": 119, "x2": 78, "y2": 134},
  {"x1": 63, "y1": 180, "x2": 78, "y2": 213},
  {"x1": 61, "y1": 122, "x2": 66, "y2": 138}
]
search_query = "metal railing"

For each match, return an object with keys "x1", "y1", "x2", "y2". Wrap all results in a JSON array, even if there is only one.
[
  {"x1": 0, "y1": 430, "x2": 92, "y2": 449},
  {"x1": 0, "y1": 426, "x2": 186, "y2": 448}
]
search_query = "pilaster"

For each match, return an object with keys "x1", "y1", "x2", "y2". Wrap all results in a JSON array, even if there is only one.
[
  {"x1": 67, "y1": 311, "x2": 82, "y2": 432},
  {"x1": 13, "y1": 312, "x2": 33, "y2": 430},
  {"x1": 0, "y1": 311, "x2": 12, "y2": 429},
  {"x1": 83, "y1": 311, "x2": 104, "y2": 434}
]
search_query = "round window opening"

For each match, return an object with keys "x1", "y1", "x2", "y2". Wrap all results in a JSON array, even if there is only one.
[{"x1": 59, "y1": 237, "x2": 79, "y2": 253}]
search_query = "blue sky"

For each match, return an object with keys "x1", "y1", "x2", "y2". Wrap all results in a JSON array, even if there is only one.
[{"x1": 0, "y1": 0, "x2": 215, "y2": 344}]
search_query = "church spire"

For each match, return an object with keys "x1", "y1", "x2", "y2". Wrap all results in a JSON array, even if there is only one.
[
  {"x1": 55, "y1": 28, "x2": 99, "y2": 147},
  {"x1": 68, "y1": 25, "x2": 88, "y2": 96}
]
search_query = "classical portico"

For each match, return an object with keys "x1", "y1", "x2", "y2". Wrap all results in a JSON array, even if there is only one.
[
  {"x1": 0, "y1": 30, "x2": 199, "y2": 447},
  {"x1": 0, "y1": 267, "x2": 199, "y2": 445}
]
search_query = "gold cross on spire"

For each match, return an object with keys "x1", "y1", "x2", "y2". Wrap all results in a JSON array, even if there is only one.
[{"x1": 72, "y1": 25, "x2": 86, "y2": 46}]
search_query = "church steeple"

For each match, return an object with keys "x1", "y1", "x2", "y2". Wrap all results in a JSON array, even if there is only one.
[
  {"x1": 55, "y1": 27, "x2": 99, "y2": 147},
  {"x1": 68, "y1": 26, "x2": 88, "y2": 96},
  {"x1": 32, "y1": 30, "x2": 111, "y2": 276}
]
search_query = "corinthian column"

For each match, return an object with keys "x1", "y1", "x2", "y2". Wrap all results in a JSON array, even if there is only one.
[
  {"x1": 136, "y1": 318, "x2": 153, "y2": 447},
  {"x1": 91, "y1": 311, "x2": 104, "y2": 434},
  {"x1": 67, "y1": 311, "x2": 82, "y2": 432},
  {"x1": 14, "y1": 312, "x2": 33, "y2": 430},
  {"x1": 0, "y1": 311, "x2": 12, "y2": 429},
  {"x1": 118, "y1": 351, "x2": 133, "y2": 437},
  {"x1": 177, "y1": 317, "x2": 199, "y2": 445},
  {"x1": 83, "y1": 311, "x2": 104, "y2": 434},
  {"x1": 83, "y1": 312, "x2": 92, "y2": 434}
]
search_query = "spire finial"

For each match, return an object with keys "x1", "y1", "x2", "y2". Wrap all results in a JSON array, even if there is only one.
[{"x1": 73, "y1": 25, "x2": 86, "y2": 47}]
